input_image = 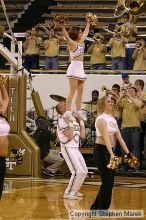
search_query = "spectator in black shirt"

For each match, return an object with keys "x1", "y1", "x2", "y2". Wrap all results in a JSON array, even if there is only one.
[{"x1": 33, "y1": 116, "x2": 64, "y2": 176}]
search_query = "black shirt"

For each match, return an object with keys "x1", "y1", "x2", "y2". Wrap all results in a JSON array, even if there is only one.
[{"x1": 33, "y1": 128, "x2": 56, "y2": 160}]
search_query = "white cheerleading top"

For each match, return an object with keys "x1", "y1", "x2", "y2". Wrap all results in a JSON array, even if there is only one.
[
  {"x1": 57, "y1": 117, "x2": 80, "y2": 148},
  {"x1": 0, "y1": 115, "x2": 10, "y2": 136},
  {"x1": 69, "y1": 43, "x2": 84, "y2": 59},
  {"x1": 95, "y1": 113, "x2": 118, "y2": 136}
]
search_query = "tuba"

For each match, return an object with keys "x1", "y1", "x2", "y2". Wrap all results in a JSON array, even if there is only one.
[{"x1": 124, "y1": 0, "x2": 146, "y2": 15}]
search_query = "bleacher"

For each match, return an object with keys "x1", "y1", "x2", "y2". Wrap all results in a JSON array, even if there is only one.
[{"x1": 1, "y1": 0, "x2": 146, "y2": 70}]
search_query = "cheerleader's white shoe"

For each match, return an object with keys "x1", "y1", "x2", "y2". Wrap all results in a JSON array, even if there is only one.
[
  {"x1": 76, "y1": 192, "x2": 84, "y2": 197},
  {"x1": 77, "y1": 110, "x2": 87, "y2": 121},
  {"x1": 63, "y1": 111, "x2": 76, "y2": 122}
]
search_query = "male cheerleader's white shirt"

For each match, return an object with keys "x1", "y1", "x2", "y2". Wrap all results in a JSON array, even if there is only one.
[
  {"x1": 95, "y1": 113, "x2": 118, "y2": 136},
  {"x1": 57, "y1": 117, "x2": 80, "y2": 148},
  {"x1": 0, "y1": 116, "x2": 10, "y2": 136}
]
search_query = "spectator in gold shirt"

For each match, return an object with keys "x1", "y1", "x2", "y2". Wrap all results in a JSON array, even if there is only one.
[
  {"x1": 23, "y1": 26, "x2": 42, "y2": 72},
  {"x1": 121, "y1": 13, "x2": 137, "y2": 70},
  {"x1": 44, "y1": 28, "x2": 64, "y2": 70},
  {"x1": 108, "y1": 26, "x2": 127, "y2": 70},
  {"x1": 132, "y1": 39, "x2": 146, "y2": 71},
  {"x1": 117, "y1": 86, "x2": 142, "y2": 170},
  {"x1": 87, "y1": 33, "x2": 106, "y2": 70}
]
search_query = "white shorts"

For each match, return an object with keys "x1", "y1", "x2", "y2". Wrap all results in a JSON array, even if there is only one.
[{"x1": 67, "y1": 60, "x2": 87, "y2": 81}]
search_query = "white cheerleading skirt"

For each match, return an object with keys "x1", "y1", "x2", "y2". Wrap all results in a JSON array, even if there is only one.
[{"x1": 67, "y1": 60, "x2": 87, "y2": 81}]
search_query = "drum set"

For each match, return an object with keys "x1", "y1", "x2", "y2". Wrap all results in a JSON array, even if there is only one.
[{"x1": 81, "y1": 100, "x2": 97, "y2": 148}]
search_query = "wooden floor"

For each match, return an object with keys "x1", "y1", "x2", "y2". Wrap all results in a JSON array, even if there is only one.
[{"x1": 0, "y1": 175, "x2": 146, "y2": 220}]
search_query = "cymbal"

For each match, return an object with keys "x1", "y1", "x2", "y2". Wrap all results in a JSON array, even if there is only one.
[
  {"x1": 83, "y1": 100, "x2": 97, "y2": 104},
  {"x1": 50, "y1": 94, "x2": 66, "y2": 102},
  {"x1": 82, "y1": 100, "x2": 92, "y2": 104}
]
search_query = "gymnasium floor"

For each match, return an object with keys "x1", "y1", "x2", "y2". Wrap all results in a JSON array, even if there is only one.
[{"x1": 0, "y1": 175, "x2": 146, "y2": 220}]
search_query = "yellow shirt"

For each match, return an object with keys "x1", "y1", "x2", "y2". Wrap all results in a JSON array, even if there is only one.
[
  {"x1": 133, "y1": 50, "x2": 146, "y2": 71},
  {"x1": 118, "y1": 98, "x2": 141, "y2": 128},
  {"x1": 121, "y1": 23, "x2": 137, "y2": 42},
  {"x1": 87, "y1": 44, "x2": 106, "y2": 64},
  {"x1": 25, "y1": 37, "x2": 42, "y2": 55},
  {"x1": 138, "y1": 92, "x2": 146, "y2": 122},
  {"x1": 109, "y1": 38, "x2": 126, "y2": 58},
  {"x1": 44, "y1": 38, "x2": 59, "y2": 57}
]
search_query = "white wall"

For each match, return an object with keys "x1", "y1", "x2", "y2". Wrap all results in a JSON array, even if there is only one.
[{"x1": 28, "y1": 74, "x2": 146, "y2": 118}]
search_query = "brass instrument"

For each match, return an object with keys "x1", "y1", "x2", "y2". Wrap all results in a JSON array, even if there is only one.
[
  {"x1": 114, "y1": 24, "x2": 122, "y2": 34},
  {"x1": 125, "y1": 0, "x2": 146, "y2": 15},
  {"x1": 53, "y1": 14, "x2": 68, "y2": 26},
  {"x1": 124, "y1": 152, "x2": 140, "y2": 168},
  {"x1": 25, "y1": 29, "x2": 32, "y2": 39},
  {"x1": 48, "y1": 22, "x2": 56, "y2": 30},
  {"x1": 93, "y1": 34, "x2": 100, "y2": 41},
  {"x1": 136, "y1": 40, "x2": 143, "y2": 49},
  {"x1": 0, "y1": 75, "x2": 8, "y2": 85},
  {"x1": 107, "y1": 156, "x2": 122, "y2": 169},
  {"x1": 37, "y1": 22, "x2": 56, "y2": 34},
  {"x1": 85, "y1": 12, "x2": 98, "y2": 26},
  {"x1": 101, "y1": 86, "x2": 110, "y2": 94}
]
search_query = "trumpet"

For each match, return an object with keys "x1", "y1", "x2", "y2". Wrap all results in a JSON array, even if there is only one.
[
  {"x1": 114, "y1": 24, "x2": 122, "y2": 34},
  {"x1": 25, "y1": 30, "x2": 32, "y2": 39},
  {"x1": 85, "y1": 12, "x2": 98, "y2": 26},
  {"x1": 101, "y1": 86, "x2": 110, "y2": 93},
  {"x1": 0, "y1": 75, "x2": 8, "y2": 85},
  {"x1": 53, "y1": 14, "x2": 68, "y2": 26},
  {"x1": 121, "y1": 85, "x2": 133, "y2": 93},
  {"x1": 136, "y1": 40, "x2": 143, "y2": 49}
]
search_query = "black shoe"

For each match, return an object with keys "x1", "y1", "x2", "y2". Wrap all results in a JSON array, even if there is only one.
[
  {"x1": 54, "y1": 171, "x2": 64, "y2": 176},
  {"x1": 42, "y1": 169, "x2": 54, "y2": 177}
]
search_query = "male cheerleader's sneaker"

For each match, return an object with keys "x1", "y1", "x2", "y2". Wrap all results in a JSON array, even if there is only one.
[
  {"x1": 77, "y1": 110, "x2": 87, "y2": 121},
  {"x1": 63, "y1": 111, "x2": 76, "y2": 122},
  {"x1": 63, "y1": 191, "x2": 78, "y2": 200},
  {"x1": 76, "y1": 192, "x2": 84, "y2": 197}
]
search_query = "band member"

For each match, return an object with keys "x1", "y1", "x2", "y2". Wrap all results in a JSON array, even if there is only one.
[
  {"x1": 121, "y1": 73, "x2": 132, "y2": 90},
  {"x1": 58, "y1": 19, "x2": 90, "y2": 122},
  {"x1": 87, "y1": 33, "x2": 106, "y2": 70},
  {"x1": 44, "y1": 28, "x2": 64, "y2": 70},
  {"x1": 0, "y1": 80, "x2": 10, "y2": 199},
  {"x1": 56, "y1": 101, "x2": 88, "y2": 200},
  {"x1": 117, "y1": 87, "x2": 142, "y2": 170},
  {"x1": 23, "y1": 26, "x2": 42, "y2": 72},
  {"x1": 108, "y1": 26, "x2": 127, "y2": 70},
  {"x1": 121, "y1": 13, "x2": 137, "y2": 69},
  {"x1": 85, "y1": 90, "x2": 99, "y2": 114},
  {"x1": 90, "y1": 94, "x2": 130, "y2": 210},
  {"x1": 132, "y1": 39, "x2": 146, "y2": 71}
]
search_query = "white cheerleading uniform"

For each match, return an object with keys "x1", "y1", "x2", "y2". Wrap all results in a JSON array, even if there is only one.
[
  {"x1": 95, "y1": 113, "x2": 118, "y2": 136},
  {"x1": 67, "y1": 43, "x2": 87, "y2": 81},
  {"x1": 0, "y1": 115, "x2": 10, "y2": 137},
  {"x1": 57, "y1": 116, "x2": 88, "y2": 195}
]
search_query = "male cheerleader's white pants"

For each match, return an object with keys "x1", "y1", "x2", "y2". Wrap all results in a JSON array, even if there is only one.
[{"x1": 61, "y1": 147, "x2": 88, "y2": 195}]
